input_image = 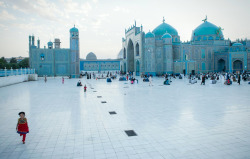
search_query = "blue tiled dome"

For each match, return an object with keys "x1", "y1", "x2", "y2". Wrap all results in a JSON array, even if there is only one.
[
  {"x1": 232, "y1": 43, "x2": 243, "y2": 46},
  {"x1": 47, "y1": 41, "x2": 53, "y2": 45},
  {"x1": 86, "y1": 52, "x2": 97, "y2": 60},
  {"x1": 162, "y1": 33, "x2": 172, "y2": 39},
  {"x1": 70, "y1": 25, "x2": 79, "y2": 32},
  {"x1": 145, "y1": 32, "x2": 155, "y2": 38},
  {"x1": 153, "y1": 22, "x2": 178, "y2": 37},
  {"x1": 193, "y1": 21, "x2": 223, "y2": 36}
]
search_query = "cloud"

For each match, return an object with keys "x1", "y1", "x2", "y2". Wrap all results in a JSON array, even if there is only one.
[
  {"x1": 0, "y1": 10, "x2": 16, "y2": 20},
  {"x1": 91, "y1": 14, "x2": 110, "y2": 30},
  {"x1": 10, "y1": 0, "x2": 64, "y2": 22},
  {"x1": 113, "y1": 6, "x2": 130, "y2": 13},
  {"x1": 0, "y1": 1, "x2": 6, "y2": 7},
  {"x1": 61, "y1": 0, "x2": 92, "y2": 17}
]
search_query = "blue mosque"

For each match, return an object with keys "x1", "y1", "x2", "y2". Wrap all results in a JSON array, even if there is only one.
[
  {"x1": 29, "y1": 26, "x2": 120, "y2": 77},
  {"x1": 29, "y1": 25, "x2": 80, "y2": 78},
  {"x1": 29, "y1": 17, "x2": 250, "y2": 77},
  {"x1": 120, "y1": 17, "x2": 250, "y2": 76}
]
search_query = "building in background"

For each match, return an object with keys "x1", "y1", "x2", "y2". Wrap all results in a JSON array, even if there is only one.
[
  {"x1": 120, "y1": 17, "x2": 250, "y2": 76},
  {"x1": 29, "y1": 25, "x2": 80, "y2": 77},
  {"x1": 80, "y1": 52, "x2": 120, "y2": 72}
]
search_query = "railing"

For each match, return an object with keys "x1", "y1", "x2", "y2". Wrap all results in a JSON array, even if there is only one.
[{"x1": 0, "y1": 68, "x2": 35, "y2": 77}]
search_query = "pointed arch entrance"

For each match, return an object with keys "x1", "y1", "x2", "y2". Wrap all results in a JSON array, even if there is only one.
[
  {"x1": 127, "y1": 39, "x2": 134, "y2": 72},
  {"x1": 218, "y1": 59, "x2": 226, "y2": 72},
  {"x1": 233, "y1": 60, "x2": 243, "y2": 72}
]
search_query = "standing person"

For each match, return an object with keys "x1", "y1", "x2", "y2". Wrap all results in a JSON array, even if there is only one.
[
  {"x1": 201, "y1": 75, "x2": 205, "y2": 85},
  {"x1": 238, "y1": 74, "x2": 241, "y2": 85},
  {"x1": 149, "y1": 76, "x2": 153, "y2": 86},
  {"x1": 16, "y1": 112, "x2": 29, "y2": 144},
  {"x1": 84, "y1": 85, "x2": 87, "y2": 92},
  {"x1": 62, "y1": 77, "x2": 64, "y2": 84},
  {"x1": 44, "y1": 75, "x2": 47, "y2": 83}
]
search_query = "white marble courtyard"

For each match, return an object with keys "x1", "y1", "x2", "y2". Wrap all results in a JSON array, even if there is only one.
[{"x1": 0, "y1": 76, "x2": 250, "y2": 159}]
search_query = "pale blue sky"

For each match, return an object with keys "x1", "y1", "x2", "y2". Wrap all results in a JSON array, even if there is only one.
[{"x1": 0, "y1": 0, "x2": 249, "y2": 59}]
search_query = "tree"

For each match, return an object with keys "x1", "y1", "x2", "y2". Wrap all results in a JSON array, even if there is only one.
[
  {"x1": 18, "y1": 58, "x2": 29, "y2": 68},
  {"x1": 10, "y1": 57, "x2": 17, "y2": 63},
  {"x1": 0, "y1": 57, "x2": 7, "y2": 69}
]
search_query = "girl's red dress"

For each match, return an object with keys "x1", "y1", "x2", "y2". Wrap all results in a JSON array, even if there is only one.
[{"x1": 17, "y1": 118, "x2": 29, "y2": 134}]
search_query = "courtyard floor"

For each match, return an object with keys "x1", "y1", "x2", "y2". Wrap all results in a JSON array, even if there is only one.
[{"x1": 0, "y1": 76, "x2": 250, "y2": 159}]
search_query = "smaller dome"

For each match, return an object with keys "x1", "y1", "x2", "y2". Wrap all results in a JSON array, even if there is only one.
[
  {"x1": 145, "y1": 32, "x2": 155, "y2": 38},
  {"x1": 232, "y1": 43, "x2": 243, "y2": 46},
  {"x1": 86, "y1": 52, "x2": 97, "y2": 60},
  {"x1": 47, "y1": 41, "x2": 53, "y2": 45},
  {"x1": 70, "y1": 25, "x2": 79, "y2": 32},
  {"x1": 162, "y1": 33, "x2": 172, "y2": 39}
]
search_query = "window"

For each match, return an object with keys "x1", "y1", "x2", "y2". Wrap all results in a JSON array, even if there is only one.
[
  {"x1": 123, "y1": 48, "x2": 126, "y2": 59},
  {"x1": 136, "y1": 43, "x2": 139, "y2": 56},
  {"x1": 40, "y1": 54, "x2": 45, "y2": 61},
  {"x1": 201, "y1": 49, "x2": 205, "y2": 59}
]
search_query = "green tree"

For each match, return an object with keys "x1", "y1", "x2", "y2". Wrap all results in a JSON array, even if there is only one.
[
  {"x1": 18, "y1": 58, "x2": 29, "y2": 68},
  {"x1": 0, "y1": 57, "x2": 7, "y2": 69},
  {"x1": 10, "y1": 57, "x2": 17, "y2": 63},
  {"x1": 10, "y1": 63, "x2": 19, "y2": 69}
]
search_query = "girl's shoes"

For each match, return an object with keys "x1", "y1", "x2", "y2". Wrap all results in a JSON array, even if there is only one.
[{"x1": 22, "y1": 141, "x2": 25, "y2": 144}]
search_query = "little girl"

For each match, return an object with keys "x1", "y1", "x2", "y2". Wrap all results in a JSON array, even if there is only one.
[
  {"x1": 84, "y1": 84, "x2": 87, "y2": 92},
  {"x1": 16, "y1": 112, "x2": 29, "y2": 144}
]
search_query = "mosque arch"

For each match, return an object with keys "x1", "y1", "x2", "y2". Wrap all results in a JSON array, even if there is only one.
[
  {"x1": 218, "y1": 59, "x2": 226, "y2": 72},
  {"x1": 233, "y1": 60, "x2": 243, "y2": 72},
  {"x1": 208, "y1": 36, "x2": 214, "y2": 40},
  {"x1": 136, "y1": 43, "x2": 139, "y2": 56},
  {"x1": 127, "y1": 39, "x2": 134, "y2": 72},
  {"x1": 123, "y1": 48, "x2": 126, "y2": 59}
]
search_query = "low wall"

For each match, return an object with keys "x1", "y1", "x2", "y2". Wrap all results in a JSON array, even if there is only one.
[{"x1": 0, "y1": 74, "x2": 38, "y2": 87}]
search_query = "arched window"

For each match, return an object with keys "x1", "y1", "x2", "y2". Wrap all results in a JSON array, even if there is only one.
[
  {"x1": 136, "y1": 43, "x2": 139, "y2": 56},
  {"x1": 208, "y1": 36, "x2": 214, "y2": 40},
  {"x1": 40, "y1": 54, "x2": 45, "y2": 61},
  {"x1": 123, "y1": 48, "x2": 126, "y2": 59}
]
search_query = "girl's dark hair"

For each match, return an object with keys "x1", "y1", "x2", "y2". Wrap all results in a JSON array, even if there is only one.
[{"x1": 18, "y1": 112, "x2": 25, "y2": 115}]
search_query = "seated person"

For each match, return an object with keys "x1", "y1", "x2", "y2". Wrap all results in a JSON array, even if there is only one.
[
  {"x1": 143, "y1": 78, "x2": 149, "y2": 82},
  {"x1": 164, "y1": 79, "x2": 170, "y2": 85},
  {"x1": 107, "y1": 78, "x2": 112, "y2": 82},
  {"x1": 224, "y1": 79, "x2": 231, "y2": 85},
  {"x1": 77, "y1": 80, "x2": 82, "y2": 86}
]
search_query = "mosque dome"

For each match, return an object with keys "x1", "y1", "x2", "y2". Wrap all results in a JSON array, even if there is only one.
[
  {"x1": 70, "y1": 25, "x2": 79, "y2": 32},
  {"x1": 86, "y1": 52, "x2": 97, "y2": 60},
  {"x1": 162, "y1": 33, "x2": 172, "y2": 39},
  {"x1": 47, "y1": 41, "x2": 53, "y2": 45},
  {"x1": 152, "y1": 18, "x2": 178, "y2": 37},
  {"x1": 145, "y1": 31, "x2": 155, "y2": 38},
  {"x1": 193, "y1": 21, "x2": 223, "y2": 37},
  {"x1": 232, "y1": 43, "x2": 243, "y2": 46}
]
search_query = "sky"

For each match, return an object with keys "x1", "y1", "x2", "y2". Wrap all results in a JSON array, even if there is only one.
[{"x1": 0, "y1": 0, "x2": 250, "y2": 59}]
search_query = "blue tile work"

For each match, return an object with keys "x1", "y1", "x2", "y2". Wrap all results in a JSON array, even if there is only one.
[
  {"x1": 121, "y1": 18, "x2": 250, "y2": 75},
  {"x1": 29, "y1": 26, "x2": 80, "y2": 78},
  {"x1": 80, "y1": 60, "x2": 120, "y2": 72}
]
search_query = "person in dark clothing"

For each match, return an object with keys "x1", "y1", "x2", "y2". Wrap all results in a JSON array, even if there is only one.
[
  {"x1": 201, "y1": 75, "x2": 205, "y2": 85},
  {"x1": 238, "y1": 74, "x2": 241, "y2": 85}
]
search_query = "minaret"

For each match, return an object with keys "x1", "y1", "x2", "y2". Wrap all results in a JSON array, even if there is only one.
[
  {"x1": 69, "y1": 25, "x2": 80, "y2": 78},
  {"x1": 29, "y1": 35, "x2": 32, "y2": 67}
]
